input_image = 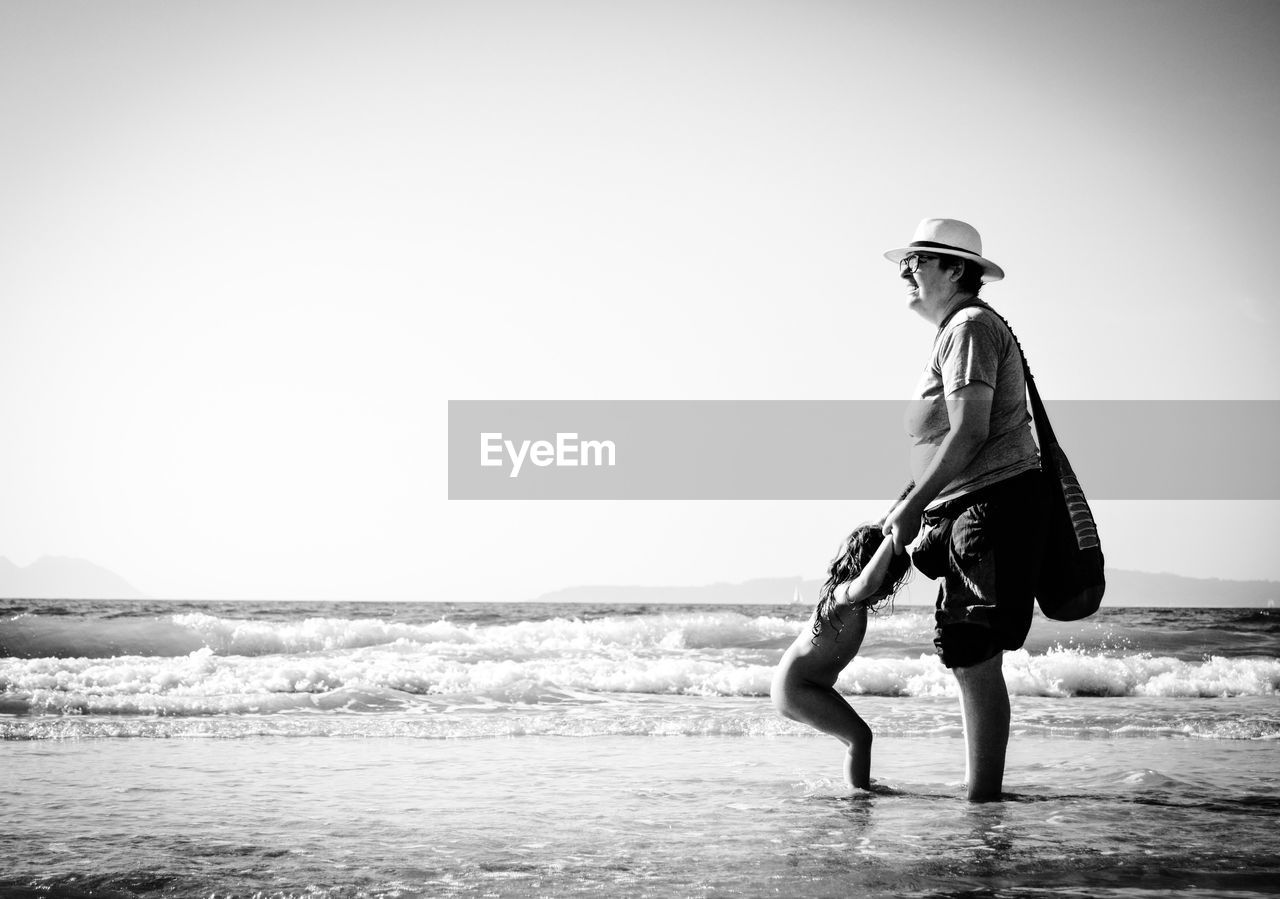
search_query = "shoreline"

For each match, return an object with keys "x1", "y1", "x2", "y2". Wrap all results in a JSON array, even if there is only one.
[{"x1": 3, "y1": 734, "x2": 1278, "y2": 897}]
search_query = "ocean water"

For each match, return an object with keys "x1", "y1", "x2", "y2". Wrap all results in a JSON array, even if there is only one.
[{"x1": 1, "y1": 599, "x2": 1277, "y2": 897}]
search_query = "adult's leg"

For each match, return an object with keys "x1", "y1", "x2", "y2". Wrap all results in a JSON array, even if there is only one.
[
  {"x1": 938, "y1": 474, "x2": 1042, "y2": 801},
  {"x1": 953, "y1": 473, "x2": 1043, "y2": 800},
  {"x1": 953, "y1": 651, "x2": 1009, "y2": 801}
]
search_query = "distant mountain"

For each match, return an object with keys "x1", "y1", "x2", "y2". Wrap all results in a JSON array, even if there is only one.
[
  {"x1": 1102, "y1": 569, "x2": 1279, "y2": 609},
  {"x1": 0, "y1": 556, "x2": 147, "y2": 599},
  {"x1": 532, "y1": 569, "x2": 1280, "y2": 609}
]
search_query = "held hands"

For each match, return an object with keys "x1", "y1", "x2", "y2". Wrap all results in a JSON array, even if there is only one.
[{"x1": 881, "y1": 497, "x2": 924, "y2": 554}]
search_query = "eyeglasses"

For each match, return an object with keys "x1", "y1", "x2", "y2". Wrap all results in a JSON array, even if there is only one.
[{"x1": 898, "y1": 253, "x2": 937, "y2": 276}]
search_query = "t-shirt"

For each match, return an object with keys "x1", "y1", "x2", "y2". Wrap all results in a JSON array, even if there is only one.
[{"x1": 904, "y1": 304, "x2": 1040, "y2": 507}]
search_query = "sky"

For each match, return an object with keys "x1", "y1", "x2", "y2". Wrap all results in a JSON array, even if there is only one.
[{"x1": 1, "y1": 0, "x2": 1278, "y2": 601}]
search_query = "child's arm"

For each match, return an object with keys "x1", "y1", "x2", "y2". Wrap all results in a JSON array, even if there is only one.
[{"x1": 836, "y1": 538, "x2": 900, "y2": 605}]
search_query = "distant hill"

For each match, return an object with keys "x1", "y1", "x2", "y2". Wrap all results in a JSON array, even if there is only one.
[
  {"x1": 532, "y1": 569, "x2": 1280, "y2": 609},
  {"x1": 0, "y1": 556, "x2": 147, "y2": 599},
  {"x1": 1101, "y1": 569, "x2": 1279, "y2": 609}
]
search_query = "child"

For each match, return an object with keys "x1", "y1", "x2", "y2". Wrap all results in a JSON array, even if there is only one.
[{"x1": 770, "y1": 525, "x2": 911, "y2": 790}]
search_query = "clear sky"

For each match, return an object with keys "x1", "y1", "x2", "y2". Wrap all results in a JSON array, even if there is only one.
[{"x1": 1, "y1": 0, "x2": 1277, "y2": 600}]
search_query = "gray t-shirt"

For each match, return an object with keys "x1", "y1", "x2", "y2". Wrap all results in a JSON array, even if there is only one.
[{"x1": 904, "y1": 304, "x2": 1040, "y2": 507}]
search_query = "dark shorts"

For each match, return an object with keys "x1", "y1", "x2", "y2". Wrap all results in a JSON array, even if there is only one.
[{"x1": 911, "y1": 470, "x2": 1047, "y2": 669}]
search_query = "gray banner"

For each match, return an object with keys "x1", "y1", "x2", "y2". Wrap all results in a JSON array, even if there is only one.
[{"x1": 448, "y1": 401, "x2": 1280, "y2": 500}]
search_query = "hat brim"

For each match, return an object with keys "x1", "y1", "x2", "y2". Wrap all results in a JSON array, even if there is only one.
[{"x1": 884, "y1": 246, "x2": 1005, "y2": 283}]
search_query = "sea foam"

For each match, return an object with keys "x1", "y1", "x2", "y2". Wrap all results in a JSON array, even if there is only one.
[{"x1": 2, "y1": 609, "x2": 1277, "y2": 727}]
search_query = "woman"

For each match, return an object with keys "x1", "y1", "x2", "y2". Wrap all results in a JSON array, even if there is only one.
[{"x1": 880, "y1": 218, "x2": 1046, "y2": 801}]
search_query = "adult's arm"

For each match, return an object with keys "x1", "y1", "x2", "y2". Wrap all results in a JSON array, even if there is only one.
[{"x1": 882, "y1": 381, "x2": 993, "y2": 552}]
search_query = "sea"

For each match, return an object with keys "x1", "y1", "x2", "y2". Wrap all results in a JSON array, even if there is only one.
[{"x1": 1, "y1": 598, "x2": 1277, "y2": 898}]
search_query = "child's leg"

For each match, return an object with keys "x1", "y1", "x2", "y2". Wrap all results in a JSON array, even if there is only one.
[{"x1": 772, "y1": 673, "x2": 873, "y2": 789}]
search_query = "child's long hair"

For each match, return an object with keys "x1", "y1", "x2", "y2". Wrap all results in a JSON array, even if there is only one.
[{"x1": 813, "y1": 524, "x2": 912, "y2": 641}]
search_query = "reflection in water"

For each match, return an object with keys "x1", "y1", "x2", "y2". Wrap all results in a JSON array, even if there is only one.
[{"x1": 961, "y1": 801, "x2": 1014, "y2": 875}]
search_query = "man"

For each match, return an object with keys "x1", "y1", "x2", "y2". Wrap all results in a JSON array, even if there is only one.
[{"x1": 881, "y1": 218, "x2": 1046, "y2": 801}]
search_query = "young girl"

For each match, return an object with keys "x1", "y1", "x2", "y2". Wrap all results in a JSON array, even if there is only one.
[{"x1": 771, "y1": 525, "x2": 911, "y2": 790}]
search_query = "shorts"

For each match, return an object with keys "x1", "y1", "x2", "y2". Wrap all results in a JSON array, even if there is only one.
[{"x1": 911, "y1": 470, "x2": 1046, "y2": 669}]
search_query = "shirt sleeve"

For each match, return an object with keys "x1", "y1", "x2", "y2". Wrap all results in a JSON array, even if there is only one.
[{"x1": 937, "y1": 318, "x2": 1001, "y2": 395}]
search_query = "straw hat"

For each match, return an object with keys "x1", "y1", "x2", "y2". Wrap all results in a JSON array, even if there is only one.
[{"x1": 883, "y1": 218, "x2": 1005, "y2": 283}]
